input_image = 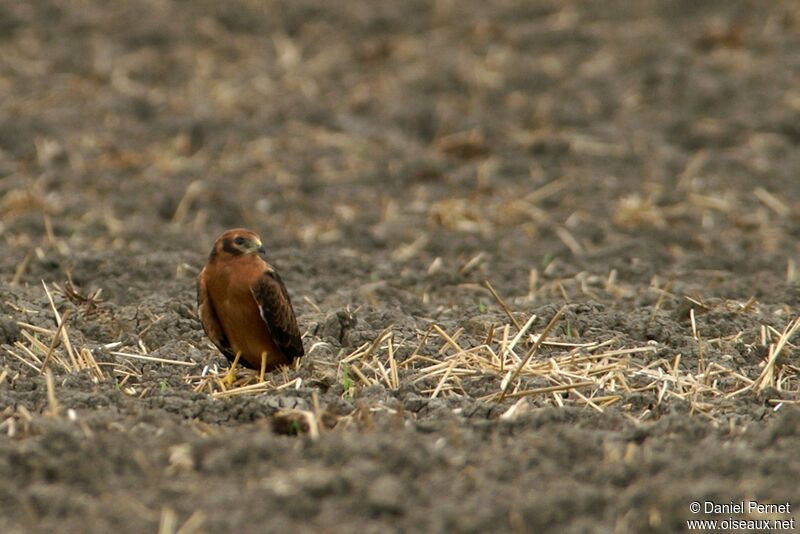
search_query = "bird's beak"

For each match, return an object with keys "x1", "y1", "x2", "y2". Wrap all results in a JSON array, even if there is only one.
[
  {"x1": 255, "y1": 241, "x2": 266, "y2": 257},
  {"x1": 243, "y1": 239, "x2": 264, "y2": 255}
]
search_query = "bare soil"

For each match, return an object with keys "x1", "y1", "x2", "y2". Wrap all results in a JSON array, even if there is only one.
[{"x1": 2, "y1": 1, "x2": 800, "y2": 532}]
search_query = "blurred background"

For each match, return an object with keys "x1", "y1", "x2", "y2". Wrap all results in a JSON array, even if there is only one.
[{"x1": 2, "y1": 0, "x2": 799, "y2": 292}]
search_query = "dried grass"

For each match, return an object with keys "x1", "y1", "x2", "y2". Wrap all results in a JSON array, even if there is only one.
[
  {"x1": 4, "y1": 278, "x2": 798, "y2": 426},
  {"x1": 170, "y1": 291, "x2": 800, "y2": 420}
]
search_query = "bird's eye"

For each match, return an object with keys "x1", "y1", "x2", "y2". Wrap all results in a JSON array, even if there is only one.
[{"x1": 234, "y1": 236, "x2": 246, "y2": 246}]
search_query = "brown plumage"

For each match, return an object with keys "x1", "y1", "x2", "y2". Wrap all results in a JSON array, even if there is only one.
[{"x1": 197, "y1": 228, "x2": 304, "y2": 372}]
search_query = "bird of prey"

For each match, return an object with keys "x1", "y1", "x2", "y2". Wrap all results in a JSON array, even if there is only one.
[{"x1": 197, "y1": 228, "x2": 304, "y2": 380}]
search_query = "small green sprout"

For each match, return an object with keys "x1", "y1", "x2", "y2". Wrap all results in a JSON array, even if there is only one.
[{"x1": 341, "y1": 365, "x2": 353, "y2": 399}]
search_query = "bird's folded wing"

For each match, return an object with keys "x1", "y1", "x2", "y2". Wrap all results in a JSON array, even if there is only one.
[{"x1": 250, "y1": 270, "x2": 304, "y2": 361}]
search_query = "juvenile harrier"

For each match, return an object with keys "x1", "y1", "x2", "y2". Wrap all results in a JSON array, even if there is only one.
[{"x1": 197, "y1": 228, "x2": 304, "y2": 377}]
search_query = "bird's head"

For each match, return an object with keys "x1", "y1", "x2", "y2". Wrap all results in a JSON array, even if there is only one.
[{"x1": 210, "y1": 228, "x2": 267, "y2": 260}]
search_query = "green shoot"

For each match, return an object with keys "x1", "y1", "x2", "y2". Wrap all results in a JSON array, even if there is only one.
[{"x1": 341, "y1": 365, "x2": 353, "y2": 399}]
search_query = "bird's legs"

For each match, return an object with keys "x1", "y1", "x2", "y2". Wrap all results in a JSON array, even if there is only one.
[
  {"x1": 224, "y1": 351, "x2": 243, "y2": 386},
  {"x1": 259, "y1": 351, "x2": 267, "y2": 383}
]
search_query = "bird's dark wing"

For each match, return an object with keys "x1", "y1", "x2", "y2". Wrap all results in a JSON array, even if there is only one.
[
  {"x1": 250, "y1": 269, "x2": 304, "y2": 362},
  {"x1": 197, "y1": 269, "x2": 235, "y2": 361}
]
